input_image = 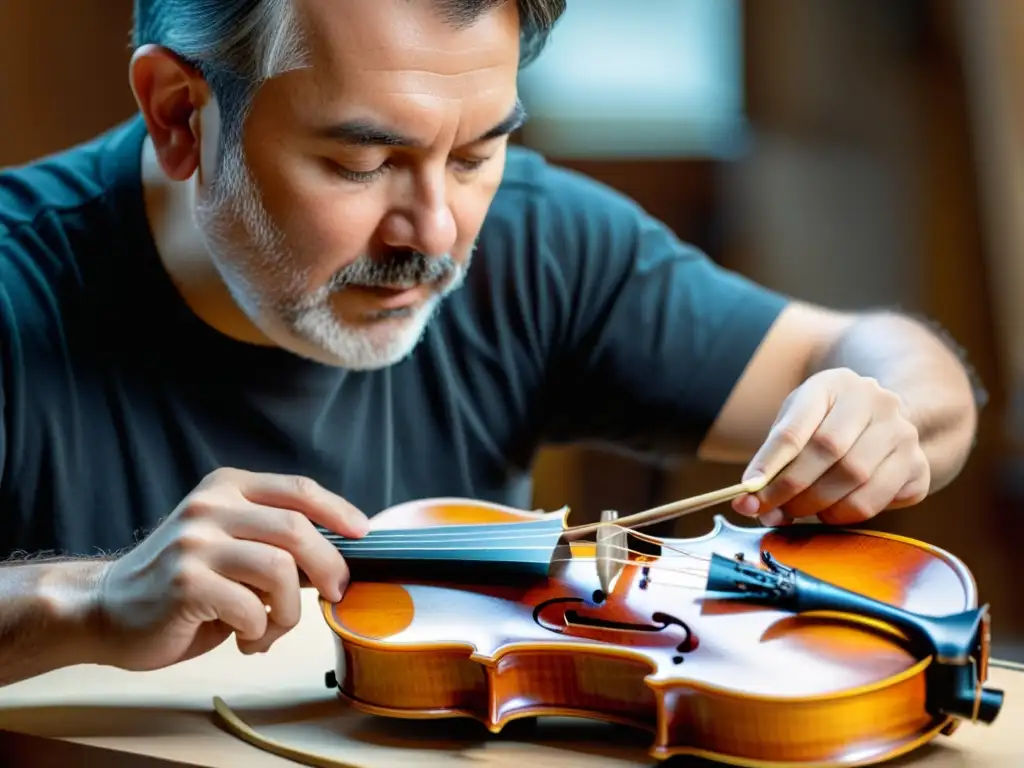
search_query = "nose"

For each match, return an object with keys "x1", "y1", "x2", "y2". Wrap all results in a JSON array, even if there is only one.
[{"x1": 379, "y1": 171, "x2": 458, "y2": 257}]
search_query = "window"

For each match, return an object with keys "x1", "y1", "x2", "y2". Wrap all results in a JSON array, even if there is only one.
[{"x1": 518, "y1": 0, "x2": 745, "y2": 158}]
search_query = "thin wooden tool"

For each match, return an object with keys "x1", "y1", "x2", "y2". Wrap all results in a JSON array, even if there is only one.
[
  {"x1": 564, "y1": 474, "x2": 769, "y2": 541},
  {"x1": 213, "y1": 696, "x2": 364, "y2": 768}
]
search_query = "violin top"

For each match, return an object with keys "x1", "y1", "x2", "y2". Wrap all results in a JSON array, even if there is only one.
[{"x1": 313, "y1": 497, "x2": 1001, "y2": 766}]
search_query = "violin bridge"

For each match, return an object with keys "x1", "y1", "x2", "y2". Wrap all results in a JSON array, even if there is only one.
[{"x1": 596, "y1": 509, "x2": 628, "y2": 596}]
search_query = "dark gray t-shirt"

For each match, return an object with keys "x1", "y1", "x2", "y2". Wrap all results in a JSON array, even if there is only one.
[{"x1": 0, "y1": 117, "x2": 788, "y2": 556}]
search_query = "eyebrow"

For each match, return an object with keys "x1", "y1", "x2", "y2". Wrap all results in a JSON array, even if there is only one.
[{"x1": 315, "y1": 99, "x2": 527, "y2": 148}]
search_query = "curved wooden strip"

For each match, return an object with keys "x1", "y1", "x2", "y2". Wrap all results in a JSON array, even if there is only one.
[
  {"x1": 212, "y1": 659, "x2": 1021, "y2": 766},
  {"x1": 212, "y1": 696, "x2": 365, "y2": 768}
]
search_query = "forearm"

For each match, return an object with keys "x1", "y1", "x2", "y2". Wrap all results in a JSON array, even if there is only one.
[
  {"x1": 0, "y1": 559, "x2": 107, "y2": 687},
  {"x1": 809, "y1": 311, "x2": 981, "y2": 493}
]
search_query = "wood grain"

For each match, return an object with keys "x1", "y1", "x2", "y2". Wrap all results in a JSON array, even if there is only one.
[{"x1": 322, "y1": 505, "x2": 993, "y2": 766}]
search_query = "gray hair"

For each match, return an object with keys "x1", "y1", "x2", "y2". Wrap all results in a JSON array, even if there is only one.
[
  {"x1": 133, "y1": 0, "x2": 309, "y2": 151},
  {"x1": 132, "y1": 0, "x2": 563, "y2": 151}
]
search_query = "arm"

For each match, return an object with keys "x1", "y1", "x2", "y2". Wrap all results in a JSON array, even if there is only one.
[
  {"x1": 519, "y1": 161, "x2": 978, "y2": 521},
  {"x1": 699, "y1": 304, "x2": 981, "y2": 496},
  {"x1": 0, "y1": 558, "x2": 107, "y2": 686},
  {"x1": 0, "y1": 252, "x2": 109, "y2": 687}
]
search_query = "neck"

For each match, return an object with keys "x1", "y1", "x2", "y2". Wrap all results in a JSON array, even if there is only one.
[
  {"x1": 139, "y1": 136, "x2": 274, "y2": 347},
  {"x1": 319, "y1": 517, "x2": 567, "y2": 584}
]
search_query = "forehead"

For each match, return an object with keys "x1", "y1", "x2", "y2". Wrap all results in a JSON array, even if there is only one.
[{"x1": 289, "y1": 0, "x2": 521, "y2": 104}]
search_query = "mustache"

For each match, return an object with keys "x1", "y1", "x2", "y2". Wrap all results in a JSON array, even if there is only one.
[{"x1": 326, "y1": 251, "x2": 458, "y2": 291}]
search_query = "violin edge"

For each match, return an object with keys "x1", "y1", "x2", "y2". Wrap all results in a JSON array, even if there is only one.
[
  {"x1": 370, "y1": 496, "x2": 573, "y2": 529},
  {"x1": 317, "y1": 505, "x2": 997, "y2": 766},
  {"x1": 321, "y1": 619, "x2": 959, "y2": 767}
]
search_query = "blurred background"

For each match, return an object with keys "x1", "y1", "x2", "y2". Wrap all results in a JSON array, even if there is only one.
[{"x1": 1, "y1": 0, "x2": 1021, "y2": 660}]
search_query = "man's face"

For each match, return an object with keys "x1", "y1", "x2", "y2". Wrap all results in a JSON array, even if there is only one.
[{"x1": 193, "y1": 0, "x2": 523, "y2": 369}]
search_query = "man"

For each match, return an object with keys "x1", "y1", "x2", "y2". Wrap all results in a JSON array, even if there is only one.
[{"x1": 0, "y1": 0, "x2": 979, "y2": 688}]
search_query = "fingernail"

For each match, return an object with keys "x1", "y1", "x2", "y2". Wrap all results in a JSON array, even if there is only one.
[
  {"x1": 734, "y1": 495, "x2": 760, "y2": 517},
  {"x1": 742, "y1": 466, "x2": 766, "y2": 483},
  {"x1": 759, "y1": 509, "x2": 786, "y2": 527}
]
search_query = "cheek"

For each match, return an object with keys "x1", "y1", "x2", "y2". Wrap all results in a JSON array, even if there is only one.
[
  {"x1": 286, "y1": 186, "x2": 384, "y2": 255},
  {"x1": 254, "y1": 158, "x2": 387, "y2": 272},
  {"x1": 452, "y1": 160, "x2": 506, "y2": 251}
]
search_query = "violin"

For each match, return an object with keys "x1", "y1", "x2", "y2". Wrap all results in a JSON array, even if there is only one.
[{"x1": 315, "y1": 496, "x2": 1004, "y2": 766}]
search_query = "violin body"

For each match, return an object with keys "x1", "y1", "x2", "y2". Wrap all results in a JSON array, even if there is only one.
[{"x1": 319, "y1": 498, "x2": 1000, "y2": 766}]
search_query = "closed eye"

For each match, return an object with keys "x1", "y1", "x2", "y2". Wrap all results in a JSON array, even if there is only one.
[
  {"x1": 325, "y1": 154, "x2": 492, "y2": 184},
  {"x1": 325, "y1": 159, "x2": 391, "y2": 183},
  {"x1": 451, "y1": 156, "x2": 489, "y2": 173}
]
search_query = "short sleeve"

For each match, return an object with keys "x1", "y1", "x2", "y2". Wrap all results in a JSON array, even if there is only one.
[{"x1": 536, "y1": 166, "x2": 790, "y2": 459}]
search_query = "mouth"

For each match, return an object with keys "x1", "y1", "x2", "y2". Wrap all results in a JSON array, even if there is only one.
[{"x1": 345, "y1": 283, "x2": 430, "y2": 310}]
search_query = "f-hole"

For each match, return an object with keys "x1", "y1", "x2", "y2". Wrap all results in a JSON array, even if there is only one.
[{"x1": 532, "y1": 597, "x2": 699, "y2": 664}]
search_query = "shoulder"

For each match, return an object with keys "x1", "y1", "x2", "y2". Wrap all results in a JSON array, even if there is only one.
[
  {"x1": 483, "y1": 147, "x2": 718, "y2": 289},
  {"x1": 0, "y1": 116, "x2": 144, "y2": 248},
  {"x1": 473, "y1": 147, "x2": 752, "y2": 321},
  {"x1": 0, "y1": 118, "x2": 146, "y2": 377},
  {"x1": 486, "y1": 146, "x2": 653, "y2": 243},
  {"x1": 0, "y1": 120, "x2": 136, "y2": 238},
  {"x1": 482, "y1": 147, "x2": 792, "y2": 357},
  {"x1": 0, "y1": 118, "x2": 144, "y2": 299},
  {"x1": 474, "y1": 146, "x2": 678, "y2": 316}
]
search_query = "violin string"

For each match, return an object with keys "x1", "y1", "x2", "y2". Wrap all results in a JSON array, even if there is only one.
[
  {"x1": 319, "y1": 523, "x2": 714, "y2": 566},
  {"x1": 563, "y1": 545, "x2": 710, "y2": 571},
  {"x1": 595, "y1": 529, "x2": 713, "y2": 567},
  {"x1": 319, "y1": 521, "x2": 711, "y2": 554},
  {"x1": 595, "y1": 525, "x2": 713, "y2": 565},
  {"x1": 318, "y1": 529, "x2": 562, "y2": 546},
  {"x1": 319, "y1": 520, "x2": 719, "y2": 585},
  {"x1": 319, "y1": 517, "x2": 704, "y2": 548},
  {"x1": 547, "y1": 554, "x2": 710, "y2": 582},
  {"x1": 550, "y1": 552, "x2": 709, "y2": 573}
]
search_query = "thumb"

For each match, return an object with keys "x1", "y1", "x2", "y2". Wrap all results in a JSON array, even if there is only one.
[{"x1": 743, "y1": 384, "x2": 833, "y2": 483}]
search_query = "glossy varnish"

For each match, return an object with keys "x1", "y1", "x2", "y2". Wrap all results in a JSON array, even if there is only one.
[{"x1": 320, "y1": 500, "x2": 992, "y2": 766}]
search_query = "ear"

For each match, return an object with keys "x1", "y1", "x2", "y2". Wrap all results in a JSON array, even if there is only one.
[{"x1": 129, "y1": 44, "x2": 212, "y2": 181}]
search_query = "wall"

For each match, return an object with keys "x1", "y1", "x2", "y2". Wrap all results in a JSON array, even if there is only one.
[
  {"x1": 1, "y1": 0, "x2": 1019, "y2": 660},
  {"x1": 0, "y1": 1, "x2": 135, "y2": 168}
]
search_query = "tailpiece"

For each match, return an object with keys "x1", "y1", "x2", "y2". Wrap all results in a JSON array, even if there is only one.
[{"x1": 707, "y1": 550, "x2": 1004, "y2": 724}]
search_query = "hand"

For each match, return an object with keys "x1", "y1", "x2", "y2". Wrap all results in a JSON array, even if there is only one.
[
  {"x1": 731, "y1": 368, "x2": 931, "y2": 527},
  {"x1": 91, "y1": 468, "x2": 369, "y2": 672}
]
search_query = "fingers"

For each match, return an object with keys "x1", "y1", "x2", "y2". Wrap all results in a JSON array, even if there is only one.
[
  {"x1": 817, "y1": 451, "x2": 911, "y2": 526},
  {"x1": 206, "y1": 469, "x2": 370, "y2": 538},
  {"x1": 733, "y1": 383, "x2": 856, "y2": 520},
  {"x1": 106, "y1": 470, "x2": 368, "y2": 671},
  {"x1": 223, "y1": 503, "x2": 350, "y2": 602},
  {"x1": 885, "y1": 451, "x2": 931, "y2": 509},
  {"x1": 889, "y1": 476, "x2": 930, "y2": 509},
  {"x1": 753, "y1": 419, "x2": 929, "y2": 528},
  {"x1": 740, "y1": 384, "x2": 833, "y2": 488},
  {"x1": 208, "y1": 539, "x2": 302, "y2": 653},
  {"x1": 174, "y1": 565, "x2": 269, "y2": 643},
  {"x1": 754, "y1": 393, "x2": 873, "y2": 517},
  {"x1": 732, "y1": 370, "x2": 931, "y2": 529},
  {"x1": 769, "y1": 420, "x2": 893, "y2": 520},
  {"x1": 191, "y1": 469, "x2": 365, "y2": 602}
]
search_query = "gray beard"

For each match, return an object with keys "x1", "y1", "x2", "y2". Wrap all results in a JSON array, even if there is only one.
[
  {"x1": 191, "y1": 139, "x2": 468, "y2": 369},
  {"x1": 325, "y1": 249, "x2": 460, "y2": 291}
]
